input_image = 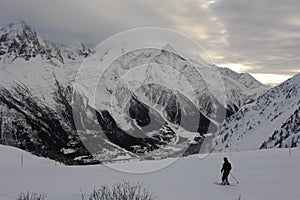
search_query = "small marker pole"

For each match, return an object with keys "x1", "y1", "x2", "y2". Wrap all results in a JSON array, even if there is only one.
[
  {"x1": 289, "y1": 140, "x2": 292, "y2": 156},
  {"x1": 21, "y1": 154, "x2": 23, "y2": 167}
]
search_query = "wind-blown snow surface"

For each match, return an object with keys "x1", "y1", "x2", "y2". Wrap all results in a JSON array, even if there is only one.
[{"x1": 0, "y1": 144, "x2": 300, "y2": 200}]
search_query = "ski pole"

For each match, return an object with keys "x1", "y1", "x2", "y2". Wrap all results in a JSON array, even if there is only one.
[{"x1": 230, "y1": 172, "x2": 239, "y2": 184}]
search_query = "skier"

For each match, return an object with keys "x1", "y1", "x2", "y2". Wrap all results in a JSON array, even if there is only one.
[{"x1": 221, "y1": 157, "x2": 232, "y2": 185}]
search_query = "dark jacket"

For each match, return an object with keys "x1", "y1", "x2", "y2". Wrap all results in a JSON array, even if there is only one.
[{"x1": 221, "y1": 160, "x2": 232, "y2": 173}]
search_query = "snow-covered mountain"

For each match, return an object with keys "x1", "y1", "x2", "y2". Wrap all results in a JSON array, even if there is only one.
[
  {"x1": 0, "y1": 22, "x2": 269, "y2": 164},
  {"x1": 214, "y1": 73, "x2": 300, "y2": 151},
  {"x1": 0, "y1": 21, "x2": 92, "y2": 104},
  {"x1": 218, "y1": 67, "x2": 270, "y2": 112},
  {"x1": 0, "y1": 21, "x2": 92, "y2": 64},
  {"x1": 74, "y1": 42, "x2": 269, "y2": 159},
  {"x1": 0, "y1": 22, "x2": 97, "y2": 164}
]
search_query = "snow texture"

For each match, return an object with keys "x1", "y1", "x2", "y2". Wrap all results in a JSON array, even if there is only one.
[{"x1": 0, "y1": 144, "x2": 299, "y2": 200}]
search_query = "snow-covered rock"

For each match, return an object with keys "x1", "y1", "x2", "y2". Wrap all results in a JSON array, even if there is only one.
[
  {"x1": 214, "y1": 73, "x2": 300, "y2": 151},
  {"x1": 0, "y1": 22, "x2": 269, "y2": 163}
]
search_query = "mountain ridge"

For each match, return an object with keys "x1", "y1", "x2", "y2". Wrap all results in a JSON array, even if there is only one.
[
  {"x1": 214, "y1": 73, "x2": 300, "y2": 151},
  {"x1": 0, "y1": 22, "x2": 271, "y2": 163}
]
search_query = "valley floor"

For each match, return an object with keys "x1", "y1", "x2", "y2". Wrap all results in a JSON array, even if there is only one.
[{"x1": 0, "y1": 145, "x2": 299, "y2": 200}]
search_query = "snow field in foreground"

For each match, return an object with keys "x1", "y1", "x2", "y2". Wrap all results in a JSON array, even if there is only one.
[{"x1": 0, "y1": 145, "x2": 299, "y2": 200}]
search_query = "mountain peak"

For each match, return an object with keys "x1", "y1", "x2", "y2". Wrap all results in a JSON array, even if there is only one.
[
  {"x1": 0, "y1": 22, "x2": 93, "y2": 63},
  {"x1": 2, "y1": 21, "x2": 36, "y2": 37},
  {"x1": 162, "y1": 43, "x2": 177, "y2": 53},
  {"x1": 0, "y1": 22, "x2": 65, "y2": 63}
]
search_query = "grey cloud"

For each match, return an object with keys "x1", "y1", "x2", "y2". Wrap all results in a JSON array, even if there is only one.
[
  {"x1": 0, "y1": 0, "x2": 299, "y2": 80},
  {"x1": 212, "y1": 0, "x2": 300, "y2": 75}
]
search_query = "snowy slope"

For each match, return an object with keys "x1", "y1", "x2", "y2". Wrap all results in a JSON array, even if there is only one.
[
  {"x1": 214, "y1": 73, "x2": 300, "y2": 151},
  {"x1": 262, "y1": 106, "x2": 300, "y2": 148},
  {"x1": 0, "y1": 144, "x2": 55, "y2": 167},
  {"x1": 0, "y1": 144, "x2": 300, "y2": 200},
  {"x1": 0, "y1": 22, "x2": 91, "y2": 105}
]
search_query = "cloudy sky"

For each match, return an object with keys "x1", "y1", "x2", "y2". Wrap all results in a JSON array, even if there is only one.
[{"x1": 1, "y1": 0, "x2": 299, "y2": 85}]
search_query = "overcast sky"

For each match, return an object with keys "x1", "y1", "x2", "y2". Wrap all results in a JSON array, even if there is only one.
[{"x1": 1, "y1": 0, "x2": 299, "y2": 85}]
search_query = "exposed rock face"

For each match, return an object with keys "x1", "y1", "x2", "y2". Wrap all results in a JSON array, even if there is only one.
[
  {"x1": 0, "y1": 22, "x2": 270, "y2": 164},
  {"x1": 0, "y1": 81, "x2": 98, "y2": 165}
]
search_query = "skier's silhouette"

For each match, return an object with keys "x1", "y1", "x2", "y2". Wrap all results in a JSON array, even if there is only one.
[{"x1": 221, "y1": 157, "x2": 232, "y2": 185}]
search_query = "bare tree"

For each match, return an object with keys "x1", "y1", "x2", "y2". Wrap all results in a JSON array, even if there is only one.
[
  {"x1": 17, "y1": 192, "x2": 46, "y2": 200},
  {"x1": 81, "y1": 181, "x2": 156, "y2": 200}
]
